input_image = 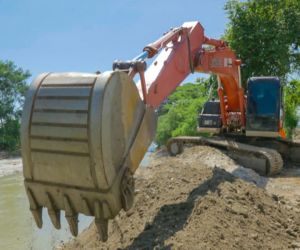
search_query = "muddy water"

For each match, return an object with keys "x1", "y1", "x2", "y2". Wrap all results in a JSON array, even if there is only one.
[{"x1": 0, "y1": 173, "x2": 92, "y2": 250}]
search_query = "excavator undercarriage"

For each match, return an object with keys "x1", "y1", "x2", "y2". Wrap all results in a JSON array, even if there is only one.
[{"x1": 167, "y1": 136, "x2": 300, "y2": 176}]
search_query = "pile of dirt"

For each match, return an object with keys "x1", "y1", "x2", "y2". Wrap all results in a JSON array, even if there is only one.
[{"x1": 60, "y1": 146, "x2": 300, "y2": 250}]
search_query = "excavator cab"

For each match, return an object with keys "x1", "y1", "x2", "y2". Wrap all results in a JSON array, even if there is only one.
[
  {"x1": 245, "y1": 77, "x2": 283, "y2": 137},
  {"x1": 197, "y1": 77, "x2": 283, "y2": 137}
]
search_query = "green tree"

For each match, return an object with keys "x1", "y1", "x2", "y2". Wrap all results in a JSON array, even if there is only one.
[
  {"x1": 225, "y1": 0, "x2": 300, "y2": 84},
  {"x1": 155, "y1": 79, "x2": 212, "y2": 146},
  {"x1": 0, "y1": 60, "x2": 30, "y2": 150},
  {"x1": 284, "y1": 80, "x2": 300, "y2": 137}
]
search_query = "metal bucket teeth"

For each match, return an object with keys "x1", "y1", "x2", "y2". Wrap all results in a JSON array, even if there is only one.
[
  {"x1": 95, "y1": 218, "x2": 108, "y2": 242},
  {"x1": 66, "y1": 215, "x2": 79, "y2": 237},
  {"x1": 46, "y1": 193, "x2": 61, "y2": 229},
  {"x1": 94, "y1": 200, "x2": 109, "y2": 242},
  {"x1": 81, "y1": 198, "x2": 92, "y2": 215},
  {"x1": 26, "y1": 188, "x2": 43, "y2": 228},
  {"x1": 48, "y1": 210, "x2": 61, "y2": 230},
  {"x1": 121, "y1": 169, "x2": 135, "y2": 211},
  {"x1": 30, "y1": 208, "x2": 43, "y2": 229},
  {"x1": 64, "y1": 195, "x2": 79, "y2": 237}
]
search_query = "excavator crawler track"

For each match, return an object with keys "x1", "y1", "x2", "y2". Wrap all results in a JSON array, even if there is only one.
[
  {"x1": 228, "y1": 136, "x2": 300, "y2": 167},
  {"x1": 167, "y1": 136, "x2": 283, "y2": 176}
]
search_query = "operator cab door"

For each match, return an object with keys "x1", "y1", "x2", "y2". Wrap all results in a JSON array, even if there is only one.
[{"x1": 246, "y1": 77, "x2": 282, "y2": 138}]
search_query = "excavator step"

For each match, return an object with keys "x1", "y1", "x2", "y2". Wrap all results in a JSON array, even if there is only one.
[
  {"x1": 21, "y1": 71, "x2": 156, "y2": 240},
  {"x1": 167, "y1": 136, "x2": 283, "y2": 176}
]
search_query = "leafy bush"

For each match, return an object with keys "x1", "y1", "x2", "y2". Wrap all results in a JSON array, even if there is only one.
[
  {"x1": 0, "y1": 60, "x2": 30, "y2": 151},
  {"x1": 155, "y1": 79, "x2": 211, "y2": 146},
  {"x1": 0, "y1": 119, "x2": 21, "y2": 151},
  {"x1": 284, "y1": 80, "x2": 300, "y2": 138}
]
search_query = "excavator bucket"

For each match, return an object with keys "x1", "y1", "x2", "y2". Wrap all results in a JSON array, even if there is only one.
[{"x1": 21, "y1": 71, "x2": 156, "y2": 241}]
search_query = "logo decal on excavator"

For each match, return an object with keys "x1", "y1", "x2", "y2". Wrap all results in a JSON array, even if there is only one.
[
  {"x1": 211, "y1": 58, "x2": 223, "y2": 67},
  {"x1": 211, "y1": 58, "x2": 233, "y2": 67}
]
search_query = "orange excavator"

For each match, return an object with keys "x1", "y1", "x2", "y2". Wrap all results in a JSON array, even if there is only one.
[{"x1": 20, "y1": 21, "x2": 300, "y2": 241}]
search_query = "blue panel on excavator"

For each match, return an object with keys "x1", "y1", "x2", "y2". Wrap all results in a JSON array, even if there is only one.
[{"x1": 246, "y1": 77, "x2": 281, "y2": 132}]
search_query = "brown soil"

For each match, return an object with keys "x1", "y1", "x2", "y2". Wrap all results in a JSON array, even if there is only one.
[{"x1": 60, "y1": 146, "x2": 300, "y2": 250}]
